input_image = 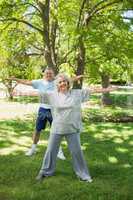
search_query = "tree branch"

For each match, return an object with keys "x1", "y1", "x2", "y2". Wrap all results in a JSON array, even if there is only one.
[
  {"x1": 26, "y1": 2, "x2": 41, "y2": 14},
  {"x1": 85, "y1": 0, "x2": 122, "y2": 25},
  {"x1": 77, "y1": 0, "x2": 88, "y2": 28},
  {"x1": 31, "y1": 44, "x2": 44, "y2": 51},
  {"x1": 25, "y1": 52, "x2": 43, "y2": 57},
  {"x1": 93, "y1": 0, "x2": 123, "y2": 15},
  {"x1": 0, "y1": 22, "x2": 13, "y2": 35},
  {"x1": 0, "y1": 18, "x2": 43, "y2": 34},
  {"x1": 90, "y1": 0, "x2": 109, "y2": 14},
  {"x1": 123, "y1": 17, "x2": 133, "y2": 20}
]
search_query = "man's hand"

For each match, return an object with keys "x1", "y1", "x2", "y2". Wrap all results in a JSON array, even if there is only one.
[
  {"x1": 5, "y1": 77, "x2": 32, "y2": 86},
  {"x1": 72, "y1": 75, "x2": 85, "y2": 83},
  {"x1": 6, "y1": 77, "x2": 17, "y2": 81},
  {"x1": 73, "y1": 75, "x2": 90, "y2": 84}
]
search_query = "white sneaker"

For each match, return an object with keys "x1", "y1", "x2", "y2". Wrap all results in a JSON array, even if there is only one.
[
  {"x1": 57, "y1": 149, "x2": 66, "y2": 160},
  {"x1": 25, "y1": 148, "x2": 36, "y2": 156},
  {"x1": 80, "y1": 178, "x2": 93, "y2": 183},
  {"x1": 86, "y1": 178, "x2": 93, "y2": 183}
]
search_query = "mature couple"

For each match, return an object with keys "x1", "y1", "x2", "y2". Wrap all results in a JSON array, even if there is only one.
[
  {"x1": 12, "y1": 68, "x2": 66, "y2": 160},
  {"x1": 11, "y1": 68, "x2": 117, "y2": 183}
]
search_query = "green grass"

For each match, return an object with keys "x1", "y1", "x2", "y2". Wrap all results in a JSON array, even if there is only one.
[
  {"x1": 0, "y1": 117, "x2": 133, "y2": 200},
  {"x1": 10, "y1": 96, "x2": 39, "y2": 103},
  {"x1": 84, "y1": 90, "x2": 133, "y2": 122},
  {"x1": 83, "y1": 106, "x2": 133, "y2": 122}
]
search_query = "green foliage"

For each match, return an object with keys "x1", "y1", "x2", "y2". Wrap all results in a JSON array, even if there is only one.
[
  {"x1": 0, "y1": 0, "x2": 133, "y2": 84},
  {"x1": 85, "y1": 10, "x2": 133, "y2": 83}
]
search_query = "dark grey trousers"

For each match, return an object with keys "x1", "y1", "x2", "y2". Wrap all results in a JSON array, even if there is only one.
[{"x1": 39, "y1": 133, "x2": 91, "y2": 180}]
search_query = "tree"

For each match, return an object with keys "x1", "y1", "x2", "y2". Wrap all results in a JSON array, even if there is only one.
[
  {"x1": 0, "y1": 0, "x2": 132, "y2": 104},
  {"x1": 84, "y1": 8, "x2": 133, "y2": 104},
  {"x1": 0, "y1": 23, "x2": 42, "y2": 99}
]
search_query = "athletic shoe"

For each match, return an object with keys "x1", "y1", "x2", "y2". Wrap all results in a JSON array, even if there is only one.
[
  {"x1": 57, "y1": 149, "x2": 66, "y2": 160},
  {"x1": 25, "y1": 148, "x2": 36, "y2": 156},
  {"x1": 36, "y1": 173, "x2": 45, "y2": 181},
  {"x1": 80, "y1": 178, "x2": 93, "y2": 183},
  {"x1": 85, "y1": 178, "x2": 93, "y2": 183}
]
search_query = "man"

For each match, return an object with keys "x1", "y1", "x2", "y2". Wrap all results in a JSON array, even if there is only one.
[{"x1": 11, "y1": 67, "x2": 66, "y2": 160}]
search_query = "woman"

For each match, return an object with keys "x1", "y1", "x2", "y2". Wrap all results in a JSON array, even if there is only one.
[{"x1": 36, "y1": 73, "x2": 117, "y2": 182}]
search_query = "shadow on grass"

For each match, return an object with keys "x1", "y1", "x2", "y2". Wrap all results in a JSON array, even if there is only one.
[
  {"x1": 9, "y1": 96, "x2": 39, "y2": 104},
  {"x1": 91, "y1": 91, "x2": 133, "y2": 107},
  {"x1": 0, "y1": 119, "x2": 133, "y2": 200}
]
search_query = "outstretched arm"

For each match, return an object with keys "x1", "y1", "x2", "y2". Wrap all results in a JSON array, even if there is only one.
[
  {"x1": 12, "y1": 90, "x2": 39, "y2": 97},
  {"x1": 12, "y1": 90, "x2": 51, "y2": 107},
  {"x1": 81, "y1": 86, "x2": 118, "y2": 103},
  {"x1": 7, "y1": 77, "x2": 32, "y2": 86},
  {"x1": 72, "y1": 75, "x2": 86, "y2": 83},
  {"x1": 89, "y1": 86, "x2": 118, "y2": 94}
]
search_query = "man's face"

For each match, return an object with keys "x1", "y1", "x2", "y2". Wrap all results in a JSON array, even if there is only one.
[{"x1": 43, "y1": 69, "x2": 54, "y2": 81}]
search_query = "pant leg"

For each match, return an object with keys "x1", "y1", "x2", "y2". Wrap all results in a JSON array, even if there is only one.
[
  {"x1": 35, "y1": 108, "x2": 48, "y2": 132},
  {"x1": 65, "y1": 133, "x2": 91, "y2": 180},
  {"x1": 46, "y1": 110, "x2": 64, "y2": 155},
  {"x1": 39, "y1": 134, "x2": 62, "y2": 176},
  {"x1": 46, "y1": 109, "x2": 53, "y2": 126}
]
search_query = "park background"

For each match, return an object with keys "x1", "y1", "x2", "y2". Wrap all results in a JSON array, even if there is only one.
[{"x1": 0, "y1": 0, "x2": 133, "y2": 200}]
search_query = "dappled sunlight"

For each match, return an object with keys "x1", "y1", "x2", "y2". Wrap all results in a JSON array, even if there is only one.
[
  {"x1": 81, "y1": 146, "x2": 87, "y2": 151},
  {"x1": 38, "y1": 140, "x2": 48, "y2": 147},
  {"x1": 93, "y1": 133, "x2": 105, "y2": 140},
  {"x1": 128, "y1": 141, "x2": 133, "y2": 146},
  {"x1": 0, "y1": 144, "x2": 28, "y2": 155},
  {"x1": 101, "y1": 129, "x2": 122, "y2": 140},
  {"x1": 89, "y1": 126, "x2": 133, "y2": 142},
  {"x1": 0, "y1": 120, "x2": 34, "y2": 136},
  {"x1": 82, "y1": 142, "x2": 89, "y2": 147},
  {"x1": 108, "y1": 156, "x2": 118, "y2": 164},
  {"x1": 0, "y1": 136, "x2": 49, "y2": 155},
  {"x1": 0, "y1": 101, "x2": 38, "y2": 120},
  {"x1": 0, "y1": 135, "x2": 31, "y2": 155},
  {"x1": 0, "y1": 131, "x2": 31, "y2": 144},
  {"x1": 122, "y1": 163, "x2": 132, "y2": 168},
  {"x1": 83, "y1": 124, "x2": 98, "y2": 132},
  {"x1": 0, "y1": 119, "x2": 133, "y2": 200},
  {"x1": 82, "y1": 122, "x2": 133, "y2": 172},
  {"x1": 0, "y1": 119, "x2": 49, "y2": 155},
  {"x1": 122, "y1": 126, "x2": 133, "y2": 130},
  {"x1": 61, "y1": 141, "x2": 67, "y2": 147},
  {"x1": 113, "y1": 137, "x2": 124, "y2": 144},
  {"x1": 121, "y1": 135, "x2": 129, "y2": 140},
  {"x1": 102, "y1": 129, "x2": 118, "y2": 134},
  {"x1": 116, "y1": 147, "x2": 129, "y2": 153}
]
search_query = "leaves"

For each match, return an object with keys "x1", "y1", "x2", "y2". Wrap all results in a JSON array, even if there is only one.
[{"x1": 0, "y1": 0, "x2": 132, "y2": 84}]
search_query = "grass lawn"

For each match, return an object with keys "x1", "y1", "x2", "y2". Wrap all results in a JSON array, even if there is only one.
[{"x1": 0, "y1": 116, "x2": 133, "y2": 200}]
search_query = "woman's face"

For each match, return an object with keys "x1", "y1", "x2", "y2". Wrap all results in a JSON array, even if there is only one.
[{"x1": 57, "y1": 77, "x2": 69, "y2": 92}]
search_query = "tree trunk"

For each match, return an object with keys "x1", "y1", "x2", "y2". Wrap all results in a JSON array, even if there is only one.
[
  {"x1": 37, "y1": 0, "x2": 58, "y2": 74},
  {"x1": 101, "y1": 73, "x2": 112, "y2": 105},
  {"x1": 73, "y1": 37, "x2": 85, "y2": 89},
  {"x1": 8, "y1": 90, "x2": 14, "y2": 100},
  {"x1": 5, "y1": 81, "x2": 14, "y2": 100}
]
